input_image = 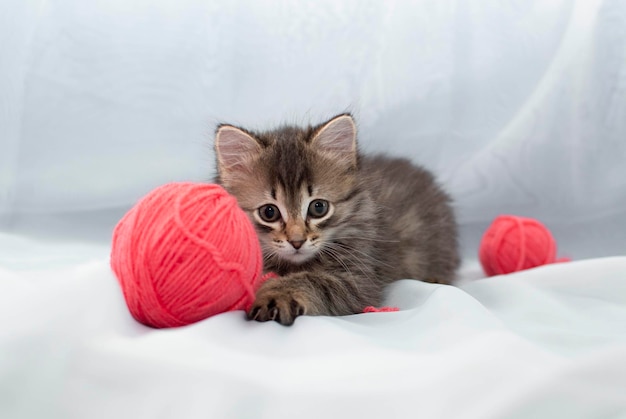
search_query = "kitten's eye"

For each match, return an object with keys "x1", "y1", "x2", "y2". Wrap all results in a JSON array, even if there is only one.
[
  {"x1": 259, "y1": 204, "x2": 281, "y2": 222},
  {"x1": 308, "y1": 199, "x2": 329, "y2": 218}
]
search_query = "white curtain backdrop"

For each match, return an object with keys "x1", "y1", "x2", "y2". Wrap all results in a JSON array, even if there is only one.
[{"x1": 1, "y1": 0, "x2": 625, "y2": 257}]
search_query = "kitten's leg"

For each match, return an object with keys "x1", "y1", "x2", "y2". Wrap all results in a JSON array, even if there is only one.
[{"x1": 248, "y1": 272, "x2": 378, "y2": 326}]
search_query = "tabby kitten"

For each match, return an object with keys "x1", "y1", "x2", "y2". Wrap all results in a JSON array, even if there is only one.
[{"x1": 214, "y1": 114, "x2": 459, "y2": 325}]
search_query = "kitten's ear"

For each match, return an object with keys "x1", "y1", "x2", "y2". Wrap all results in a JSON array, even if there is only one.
[
  {"x1": 215, "y1": 125, "x2": 262, "y2": 175},
  {"x1": 311, "y1": 114, "x2": 357, "y2": 168}
]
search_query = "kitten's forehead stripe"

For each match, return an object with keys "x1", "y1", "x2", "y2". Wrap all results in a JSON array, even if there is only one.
[{"x1": 261, "y1": 126, "x2": 318, "y2": 217}]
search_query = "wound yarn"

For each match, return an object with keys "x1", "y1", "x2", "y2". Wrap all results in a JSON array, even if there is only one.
[
  {"x1": 479, "y1": 215, "x2": 569, "y2": 277},
  {"x1": 110, "y1": 182, "x2": 264, "y2": 328}
]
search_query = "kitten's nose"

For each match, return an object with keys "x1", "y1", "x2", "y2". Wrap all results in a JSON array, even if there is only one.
[{"x1": 288, "y1": 240, "x2": 305, "y2": 250}]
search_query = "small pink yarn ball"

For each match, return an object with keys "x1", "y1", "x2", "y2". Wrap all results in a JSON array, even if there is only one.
[
  {"x1": 479, "y1": 215, "x2": 568, "y2": 277},
  {"x1": 110, "y1": 182, "x2": 263, "y2": 328}
]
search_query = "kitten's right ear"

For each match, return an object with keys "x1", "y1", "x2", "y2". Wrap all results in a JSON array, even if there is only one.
[
  {"x1": 311, "y1": 114, "x2": 357, "y2": 169},
  {"x1": 214, "y1": 125, "x2": 262, "y2": 175}
]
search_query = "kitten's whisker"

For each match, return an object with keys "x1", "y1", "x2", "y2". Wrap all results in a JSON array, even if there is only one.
[
  {"x1": 261, "y1": 247, "x2": 287, "y2": 272},
  {"x1": 330, "y1": 236, "x2": 401, "y2": 243},
  {"x1": 329, "y1": 242, "x2": 397, "y2": 271},
  {"x1": 320, "y1": 247, "x2": 353, "y2": 277},
  {"x1": 323, "y1": 243, "x2": 377, "y2": 284},
  {"x1": 262, "y1": 247, "x2": 278, "y2": 259},
  {"x1": 321, "y1": 247, "x2": 372, "y2": 291}
]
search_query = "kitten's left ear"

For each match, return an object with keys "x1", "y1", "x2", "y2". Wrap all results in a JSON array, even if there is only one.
[{"x1": 311, "y1": 114, "x2": 357, "y2": 169}]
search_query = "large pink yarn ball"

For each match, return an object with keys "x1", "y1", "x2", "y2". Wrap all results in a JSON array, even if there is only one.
[{"x1": 110, "y1": 182, "x2": 263, "y2": 328}]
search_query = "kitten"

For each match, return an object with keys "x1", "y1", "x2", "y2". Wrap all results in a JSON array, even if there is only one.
[{"x1": 214, "y1": 113, "x2": 459, "y2": 325}]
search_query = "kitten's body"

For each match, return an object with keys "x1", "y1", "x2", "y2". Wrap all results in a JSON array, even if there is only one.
[{"x1": 215, "y1": 114, "x2": 459, "y2": 325}]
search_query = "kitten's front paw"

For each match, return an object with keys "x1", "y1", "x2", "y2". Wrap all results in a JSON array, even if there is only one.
[{"x1": 248, "y1": 285, "x2": 307, "y2": 326}]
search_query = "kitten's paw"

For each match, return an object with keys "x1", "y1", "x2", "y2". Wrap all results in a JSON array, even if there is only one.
[{"x1": 247, "y1": 288, "x2": 307, "y2": 326}]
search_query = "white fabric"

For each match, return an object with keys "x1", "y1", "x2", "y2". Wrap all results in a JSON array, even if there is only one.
[
  {"x1": 1, "y1": 234, "x2": 625, "y2": 418},
  {"x1": 2, "y1": 1, "x2": 626, "y2": 418}
]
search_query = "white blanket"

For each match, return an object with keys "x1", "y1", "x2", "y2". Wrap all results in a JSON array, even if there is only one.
[{"x1": 1, "y1": 234, "x2": 625, "y2": 419}]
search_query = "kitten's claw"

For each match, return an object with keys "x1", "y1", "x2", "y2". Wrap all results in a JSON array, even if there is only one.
[
  {"x1": 247, "y1": 287, "x2": 307, "y2": 326},
  {"x1": 248, "y1": 306, "x2": 261, "y2": 321},
  {"x1": 268, "y1": 306, "x2": 278, "y2": 321},
  {"x1": 291, "y1": 299, "x2": 305, "y2": 317}
]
